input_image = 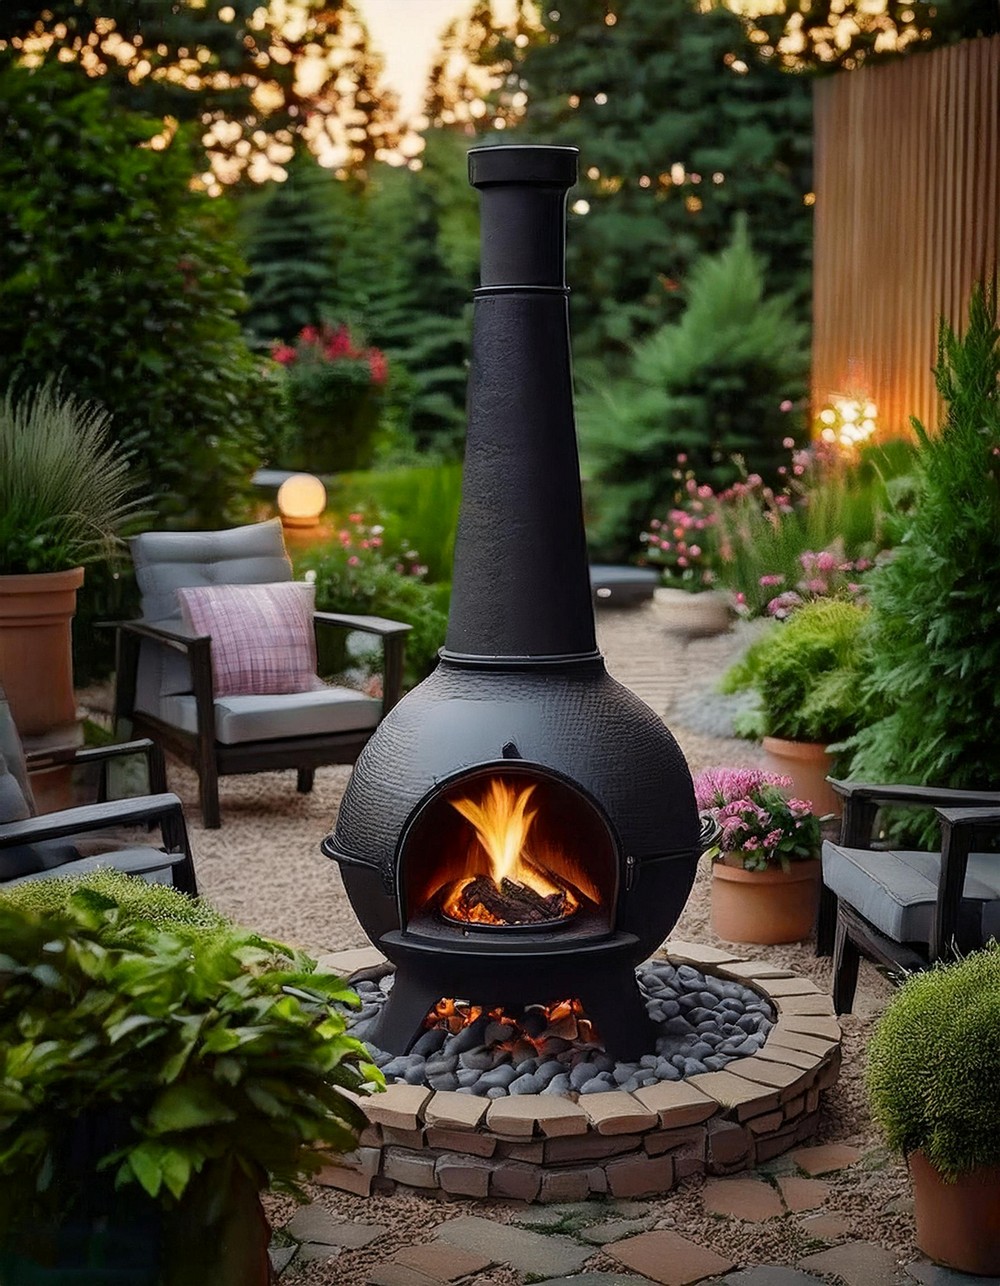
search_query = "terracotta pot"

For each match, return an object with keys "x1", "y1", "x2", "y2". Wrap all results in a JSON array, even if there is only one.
[
  {"x1": 761, "y1": 735, "x2": 840, "y2": 818},
  {"x1": 0, "y1": 568, "x2": 84, "y2": 737},
  {"x1": 910, "y1": 1149, "x2": 1000, "y2": 1275},
  {"x1": 710, "y1": 855, "x2": 821, "y2": 945}
]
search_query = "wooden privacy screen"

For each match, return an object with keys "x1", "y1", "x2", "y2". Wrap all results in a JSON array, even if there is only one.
[{"x1": 812, "y1": 36, "x2": 1000, "y2": 435}]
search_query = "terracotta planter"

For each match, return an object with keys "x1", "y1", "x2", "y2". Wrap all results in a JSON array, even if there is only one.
[
  {"x1": 910, "y1": 1149, "x2": 1000, "y2": 1275},
  {"x1": 710, "y1": 855, "x2": 821, "y2": 945},
  {"x1": 0, "y1": 568, "x2": 84, "y2": 737},
  {"x1": 761, "y1": 735, "x2": 840, "y2": 818}
]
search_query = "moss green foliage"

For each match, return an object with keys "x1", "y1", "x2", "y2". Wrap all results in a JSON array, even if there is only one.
[
  {"x1": 0, "y1": 62, "x2": 275, "y2": 526},
  {"x1": 867, "y1": 946, "x2": 1000, "y2": 1181},
  {"x1": 0, "y1": 874, "x2": 380, "y2": 1237},
  {"x1": 0, "y1": 379, "x2": 146, "y2": 575},
  {"x1": 722, "y1": 598, "x2": 870, "y2": 744},
  {"x1": 847, "y1": 285, "x2": 1000, "y2": 793},
  {"x1": 579, "y1": 218, "x2": 808, "y2": 559}
]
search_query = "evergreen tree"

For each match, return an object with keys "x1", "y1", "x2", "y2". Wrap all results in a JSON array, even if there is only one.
[
  {"x1": 578, "y1": 217, "x2": 808, "y2": 559},
  {"x1": 847, "y1": 285, "x2": 1000, "y2": 797},
  {"x1": 424, "y1": 0, "x2": 538, "y2": 130},
  {"x1": 494, "y1": 0, "x2": 813, "y2": 364}
]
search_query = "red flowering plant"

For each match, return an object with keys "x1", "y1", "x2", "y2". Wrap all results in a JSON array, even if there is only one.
[
  {"x1": 694, "y1": 767, "x2": 822, "y2": 872},
  {"x1": 271, "y1": 324, "x2": 388, "y2": 474}
]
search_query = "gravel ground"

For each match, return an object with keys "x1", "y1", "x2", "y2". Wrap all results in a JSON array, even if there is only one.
[{"x1": 79, "y1": 593, "x2": 910, "y2": 1283}]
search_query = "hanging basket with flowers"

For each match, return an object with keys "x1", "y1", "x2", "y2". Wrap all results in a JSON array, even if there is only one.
[
  {"x1": 694, "y1": 767, "x2": 824, "y2": 944},
  {"x1": 272, "y1": 323, "x2": 388, "y2": 474}
]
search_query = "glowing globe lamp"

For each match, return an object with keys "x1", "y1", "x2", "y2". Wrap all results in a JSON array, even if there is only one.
[{"x1": 277, "y1": 473, "x2": 327, "y2": 529}]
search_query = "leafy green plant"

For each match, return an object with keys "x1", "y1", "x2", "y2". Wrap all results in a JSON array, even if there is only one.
[
  {"x1": 722, "y1": 598, "x2": 870, "y2": 744},
  {"x1": 847, "y1": 284, "x2": 1000, "y2": 796},
  {"x1": 294, "y1": 514, "x2": 449, "y2": 687},
  {"x1": 0, "y1": 379, "x2": 146, "y2": 575},
  {"x1": 0, "y1": 873, "x2": 380, "y2": 1243},
  {"x1": 579, "y1": 217, "x2": 809, "y2": 560},
  {"x1": 867, "y1": 946, "x2": 1000, "y2": 1181}
]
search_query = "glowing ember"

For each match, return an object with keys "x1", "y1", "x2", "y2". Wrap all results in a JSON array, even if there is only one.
[
  {"x1": 425, "y1": 997, "x2": 600, "y2": 1054},
  {"x1": 438, "y1": 778, "x2": 582, "y2": 926}
]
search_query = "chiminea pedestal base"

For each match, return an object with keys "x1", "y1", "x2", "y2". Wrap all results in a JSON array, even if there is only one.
[{"x1": 371, "y1": 931, "x2": 656, "y2": 1063}]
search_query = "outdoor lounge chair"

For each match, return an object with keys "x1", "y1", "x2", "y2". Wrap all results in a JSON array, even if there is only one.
[
  {"x1": 818, "y1": 779, "x2": 1000, "y2": 1013},
  {"x1": 112, "y1": 519, "x2": 410, "y2": 828},
  {"x1": 0, "y1": 685, "x2": 197, "y2": 893}
]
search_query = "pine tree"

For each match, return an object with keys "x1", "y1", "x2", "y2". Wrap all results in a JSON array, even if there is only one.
[
  {"x1": 578, "y1": 217, "x2": 808, "y2": 559},
  {"x1": 494, "y1": 0, "x2": 814, "y2": 364}
]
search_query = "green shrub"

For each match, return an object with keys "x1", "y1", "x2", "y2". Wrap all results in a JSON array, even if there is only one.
[
  {"x1": 0, "y1": 874, "x2": 380, "y2": 1241},
  {"x1": 722, "y1": 598, "x2": 870, "y2": 745},
  {"x1": 0, "y1": 62, "x2": 273, "y2": 526},
  {"x1": 867, "y1": 947, "x2": 1000, "y2": 1181},
  {"x1": 0, "y1": 379, "x2": 146, "y2": 575},
  {"x1": 579, "y1": 217, "x2": 809, "y2": 560},
  {"x1": 847, "y1": 284, "x2": 1000, "y2": 794}
]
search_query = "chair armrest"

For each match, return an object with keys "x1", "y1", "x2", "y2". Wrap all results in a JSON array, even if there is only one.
[
  {"x1": 933, "y1": 806, "x2": 1000, "y2": 961},
  {"x1": 114, "y1": 619, "x2": 211, "y2": 653},
  {"x1": 0, "y1": 793, "x2": 187, "y2": 849},
  {"x1": 313, "y1": 613, "x2": 411, "y2": 716},
  {"x1": 829, "y1": 780, "x2": 1000, "y2": 849},
  {"x1": 24, "y1": 737, "x2": 168, "y2": 800},
  {"x1": 314, "y1": 612, "x2": 412, "y2": 639}
]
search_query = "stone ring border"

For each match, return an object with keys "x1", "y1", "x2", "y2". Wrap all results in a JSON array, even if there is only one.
[{"x1": 312, "y1": 939, "x2": 842, "y2": 1204}]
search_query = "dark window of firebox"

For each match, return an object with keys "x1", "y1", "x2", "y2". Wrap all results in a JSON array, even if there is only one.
[{"x1": 398, "y1": 766, "x2": 620, "y2": 935}]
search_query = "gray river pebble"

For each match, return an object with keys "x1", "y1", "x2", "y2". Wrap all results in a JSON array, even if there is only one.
[{"x1": 348, "y1": 959, "x2": 775, "y2": 1098}]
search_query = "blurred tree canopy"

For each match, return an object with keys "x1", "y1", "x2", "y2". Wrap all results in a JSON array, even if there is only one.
[{"x1": 0, "y1": 0, "x2": 400, "y2": 182}]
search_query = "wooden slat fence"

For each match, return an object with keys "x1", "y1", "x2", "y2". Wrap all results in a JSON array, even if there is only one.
[{"x1": 812, "y1": 36, "x2": 1000, "y2": 435}]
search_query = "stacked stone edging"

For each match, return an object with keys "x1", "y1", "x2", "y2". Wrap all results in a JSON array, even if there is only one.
[{"x1": 314, "y1": 940, "x2": 842, "y2": 1204}]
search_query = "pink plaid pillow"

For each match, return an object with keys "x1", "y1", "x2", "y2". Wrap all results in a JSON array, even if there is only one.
[{"x1": 177, "y1": 582, "x2": 320, "y2": 698}]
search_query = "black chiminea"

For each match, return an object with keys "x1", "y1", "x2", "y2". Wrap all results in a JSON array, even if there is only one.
[{"x1": 323, "y1": 145, "x2": 702, "y2": 1061}]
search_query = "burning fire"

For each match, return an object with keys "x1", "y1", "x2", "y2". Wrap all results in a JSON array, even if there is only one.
[
  {"x1": 438, "y1": 778, "x2": 583, "y2": 926},
  {"x1": 425, "y1": 997, "x2": 599, "y2": 1055}
]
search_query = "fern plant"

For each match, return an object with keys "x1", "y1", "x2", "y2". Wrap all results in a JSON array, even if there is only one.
[
  {"x1": 847, "y1": 284, "x2": 1000, "y2": 792},
  {"x1": 722, "y1": 598, "x2": 870, "y2": 744}
]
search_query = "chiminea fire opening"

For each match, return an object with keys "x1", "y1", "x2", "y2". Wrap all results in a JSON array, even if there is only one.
[{"x1": 324, "y1": 143, "x2": 706, "y2": 1067}]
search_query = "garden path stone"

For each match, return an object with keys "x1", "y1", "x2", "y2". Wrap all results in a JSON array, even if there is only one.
[
  {"x1": 905, "y1": 1266, "x2": 1000, "y2": 1286},
  {"x1": 701, "y1": 1176, "x2": 784, "y2": 1221},
  {"x1": 776, "y1": 1175, "x2": 830, "y2": 1211},
  {"x1": 294, "y1": 1242, "x2": 344, "y2": 1264},
  {"x1": 530, "y1": 1274, "x2": 660, "y2": 1286},
  {"x1": 392, "y1": 1241, "x2": 496, "y2": 1280},
  {"x1": 721, "y1": 1270, "x2": 830, "y2": 1285},
  {"x1": 798, "y1": 1241, "x2": 912, "y2": 1285},
  {"x1": 285, "y1": 1203, "x2": 388, "y2": 1245},
  {"x1": 798, "y1": 1213, "x2": 851, "y2": 1240},
  {"x1": 609, "y1": 1228, "x2": 734, "y2": 1285},
  {"x1": 789, "y1": 1144, "x2": 863, "y2": 1175},
  {"x1": 580, "y1": 1216, "x2": 659, "y2": 1244},
  {"x1": 367, "y1": 1265, "x2": 441, "y2": 1286},
  {"x1": 433, "y1": 1214, "x2": 592, "y2": 1276},
  {"x1": 268, "y1": 1245, "x2": 297, "y2": 1276}
]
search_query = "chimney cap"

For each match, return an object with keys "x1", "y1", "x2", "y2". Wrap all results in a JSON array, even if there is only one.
[{"x1": 468, "y1": 144, "x2": 578, "y2": 189}]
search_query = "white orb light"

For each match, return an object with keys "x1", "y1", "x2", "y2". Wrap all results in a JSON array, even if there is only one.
[{"x1": 277, "y1": 473, "x2": 327, "y2": 529}]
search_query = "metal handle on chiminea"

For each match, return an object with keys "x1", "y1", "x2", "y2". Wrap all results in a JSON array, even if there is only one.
[{"x1": 441, "y1": 144, "x2": 601, "y2": 667}]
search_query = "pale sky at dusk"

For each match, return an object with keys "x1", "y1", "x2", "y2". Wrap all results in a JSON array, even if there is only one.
[{"x1": 358, "y1": 0, "x2": 518, "y2": 121}]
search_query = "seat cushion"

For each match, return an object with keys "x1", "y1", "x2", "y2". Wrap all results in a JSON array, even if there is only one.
[
  {"x1": 177, "y1": 581, "x2": 319, "y2": 698},
  {"x1": 0, "y1": 686, "x2": 35, "y2": 815},
  {"x1": 159, "y1": 686, "x2": 382, "y2": 745},
  {"x1": 3, "y1": 849, "x2": 177, "y2": 887},
  {"x1": 822, "y1": 840, "x2": 1000, "y2": 945}
]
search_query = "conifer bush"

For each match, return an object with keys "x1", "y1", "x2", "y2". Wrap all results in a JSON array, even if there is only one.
[{"x1": 847, "y1": 285, "x2": 1000, "y2": 793}]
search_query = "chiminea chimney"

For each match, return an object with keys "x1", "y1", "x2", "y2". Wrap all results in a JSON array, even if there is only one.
[
  {"x1": 324, "y1": 145, "x2": 704, "y2": 1060},
  {"x1": 444, "y1": 145, "x2": 597, "y2": 663}
]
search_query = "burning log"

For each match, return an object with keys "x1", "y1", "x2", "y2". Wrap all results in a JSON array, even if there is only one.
[{"x1": 456, "y1": 875, "x2": 570, "y2": 924}]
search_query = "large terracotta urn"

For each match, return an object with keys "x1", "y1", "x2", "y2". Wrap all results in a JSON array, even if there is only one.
[
  {"x1": 0, "y1": 568, "x2": 84, "y2": 736},
  {"x1": 710, "y1": 854, "x2": 821, "y2": 945},
  {"x1": 761, "y1": 735, "x2": 840, "y2": 818},
  {"x1": 910, "y1": 1149, "x2": 1000, "y2": 1275}
]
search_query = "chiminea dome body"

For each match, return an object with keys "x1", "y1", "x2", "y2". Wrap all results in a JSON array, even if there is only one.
[{"x1": 324, "y1": 145, "x2": 702, "y2": 1055}]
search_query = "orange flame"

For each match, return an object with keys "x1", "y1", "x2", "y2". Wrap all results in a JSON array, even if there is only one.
[{"x1": 439, "y1": 778, "x2": 581, "y2": 925}]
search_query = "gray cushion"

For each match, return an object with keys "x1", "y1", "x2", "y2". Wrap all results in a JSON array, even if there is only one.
[
  {"x1": 4, "y1": 849, "x2": 176, "y2": 887},
  {"x1": 0, "y1": 687, "x2": 35, "y2": 816},
  {"x1": 159, "y1": 686, "x2": 381, "y2": 745},
  {"x1": 0, "y1": 749, "x2": 31, "y2": 826},
  {"x1": 822, "y1": 840, "x2": 1000, "y2": 945},
  {"x1": 130, "y1": 520, "x2": 293, "y2": 705}
]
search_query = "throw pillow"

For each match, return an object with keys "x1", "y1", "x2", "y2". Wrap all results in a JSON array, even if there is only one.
[{"x1": 177, "y1": 581, "x2": 321, "y2": 698}]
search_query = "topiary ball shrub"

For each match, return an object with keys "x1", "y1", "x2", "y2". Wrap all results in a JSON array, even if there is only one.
[{"x1": 867, "y1": 946, "x2": 1000, "y2": 1181}]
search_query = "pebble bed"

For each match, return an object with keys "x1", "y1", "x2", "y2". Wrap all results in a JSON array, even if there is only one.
[{"x1": 348, "y1": 960, "x2": 774, "y2": 1097}]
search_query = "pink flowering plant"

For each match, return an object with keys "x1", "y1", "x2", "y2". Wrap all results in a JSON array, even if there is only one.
[{"x1": 694, "y1": 767, "x2": 821, "y2": 872}]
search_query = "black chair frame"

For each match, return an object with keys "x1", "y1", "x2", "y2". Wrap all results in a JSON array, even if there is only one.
[
  {"x1": 113, "y1": 612, "x2": 409, "y2": 829},
  {"x1": 0, "y1": 737, "x2": 198, "y2": 896},
  {"x1": 816, "y1": 779, "x2": 1000, "y2": 1013}
]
